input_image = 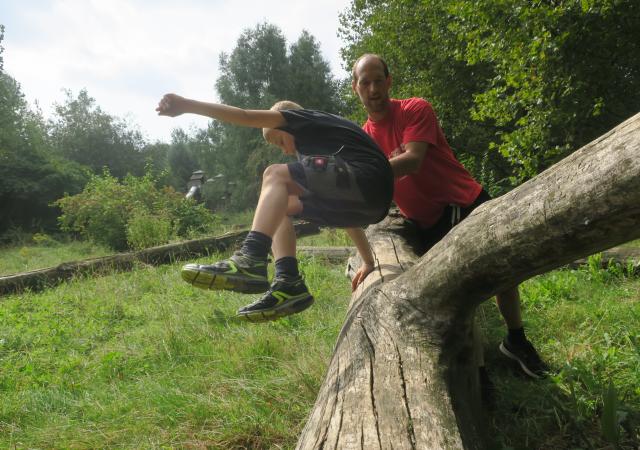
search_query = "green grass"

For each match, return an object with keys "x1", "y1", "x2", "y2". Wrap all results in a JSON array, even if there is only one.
[
  {"x1": 0, "y1": 236, "x2": 111, "y2": 275},
  {"x1": 479, "y1": 262, "x2": 640, "y2": 449},
  {"x1": 0, "y1": 235, "x2": 638, "y2": 449},
  {"x1": 0, "y1": 251, "x2": 351, "y2": 448}
]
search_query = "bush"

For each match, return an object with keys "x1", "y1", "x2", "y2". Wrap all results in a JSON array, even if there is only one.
[
  {"x1": 55, "y1": 171, "x2": 216, "y2": 250},
  {"x1": 126, "y1": 210, "x2": 173, "y2": 251}
]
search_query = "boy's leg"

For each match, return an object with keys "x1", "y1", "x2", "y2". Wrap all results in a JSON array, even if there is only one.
[
  {"x1": 270, "y1": 196, "x2": 302, "y2": 260},
  {"x1": 237, "y1": 207, "x2": 314, "y2": 322},
  {"x1": 181, "y1": 164, "x2": 301, "y2": 293},
  {"x1": 251, "y1": 165, "x2": 304, "y2": 237}
]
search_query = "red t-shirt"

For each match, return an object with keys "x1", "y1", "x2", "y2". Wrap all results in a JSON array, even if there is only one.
[{"x1": 363, "y1": 98, "x2": 482, "y2": 227}]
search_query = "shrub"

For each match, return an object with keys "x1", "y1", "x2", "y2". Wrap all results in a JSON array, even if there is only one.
[
  {"x1": 31, "y1": 233, "x2": 59, "y2": 247},
  {"x1": 55, "y1": 171, "x2": 216, "y2": 250},
  {"x1": 126, "y1": 209, "x2": 173, "y2": 251}
]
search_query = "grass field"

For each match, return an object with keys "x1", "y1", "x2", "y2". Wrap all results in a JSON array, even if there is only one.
[{"x1": 0, "y1": 231, "x2": 638, "y2": 449}]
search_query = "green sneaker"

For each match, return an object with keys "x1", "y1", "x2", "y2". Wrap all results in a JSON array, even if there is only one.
[
  {"x1": 181, "y1": 251, "x2": 269, "y2": 294},
  {"x1": 236, "y1": 276, "x2": 314, "y2": 322}
]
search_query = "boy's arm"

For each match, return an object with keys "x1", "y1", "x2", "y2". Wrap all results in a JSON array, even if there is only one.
[
  {"x1": 345, "y1": 227, "x2": 376, "y2": 291},
  {"x1": 156, "y1": 93, "x2": 286, "y2": 129}
]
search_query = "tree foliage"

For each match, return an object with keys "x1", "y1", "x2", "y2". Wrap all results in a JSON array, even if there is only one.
[
  {"x1": 339, "y1": 0, "x2": 640, "y2": 188},
  {"x1": 190, "y1": 23, "x2": 342, "y2": 210},
  {"x1": 0, "y1": 71, "x2": 87, "y2": 234},
  {"x1": 48, "y1": 89, "x2": 147, "y2": 179},
  {"x1": 0, "y1": 24, "x2": 4, "y2": 72}
]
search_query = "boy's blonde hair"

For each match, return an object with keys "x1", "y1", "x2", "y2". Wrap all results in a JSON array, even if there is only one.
[
  {"x1": 270, "y1": 100, "x2": 303, "y2": 111},
  {"x1": 263, "y1": 100, "x2": 303, "y2": 141}
]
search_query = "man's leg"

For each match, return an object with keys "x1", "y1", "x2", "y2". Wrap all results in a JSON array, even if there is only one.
[
  {"x1": 496, "y1": 287, "x2": 523, "y2": 329},
  {"x1": 497, "y1": 286, "x2": 549, "y2": 378}
]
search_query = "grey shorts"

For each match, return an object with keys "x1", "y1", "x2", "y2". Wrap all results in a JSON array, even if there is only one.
[{"x1": 287, "y1": 155, "x2": 388, "y2": 227}]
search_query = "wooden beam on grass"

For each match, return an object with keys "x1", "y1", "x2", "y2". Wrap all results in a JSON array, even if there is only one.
[{"x1": 0, "y1": 221, "x2": 320, "y2": 297}]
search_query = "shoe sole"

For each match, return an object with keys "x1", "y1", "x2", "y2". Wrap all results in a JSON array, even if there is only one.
[
  {"x1": 181, "y1": 267, "x2": 269, "y2": 294},
  {"x1": 237, "y1": 295, "x2": 314, "y2": 323},
  {"x1": 499, "y1": 342, "x2": 542, "y2": 379}
]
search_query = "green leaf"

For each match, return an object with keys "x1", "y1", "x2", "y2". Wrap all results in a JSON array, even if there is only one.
[{"x1": 601, "y1": 379, "x2": 620, "y2": 446}]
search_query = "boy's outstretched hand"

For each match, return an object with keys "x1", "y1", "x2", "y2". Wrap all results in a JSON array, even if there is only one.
[
  {"x1": 156, "y1": 93, "x2": 186, "y2": 117},
  {"x1": 351, "y1": 262, "x2": 375, "y2": 291}
]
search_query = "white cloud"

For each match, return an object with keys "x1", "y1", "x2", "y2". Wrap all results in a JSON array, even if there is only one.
[{"x1": 1, "y1": 0, "x2": 352, "y2": 142}]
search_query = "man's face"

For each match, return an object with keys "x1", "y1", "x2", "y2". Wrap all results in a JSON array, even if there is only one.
[{"x1": 352, "y1": 58, "x2": 391, "y2": 116}]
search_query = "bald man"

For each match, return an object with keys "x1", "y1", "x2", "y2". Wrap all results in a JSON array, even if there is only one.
[{"x1": 351, "y1": 53, "x2": 549, "y2": 382}]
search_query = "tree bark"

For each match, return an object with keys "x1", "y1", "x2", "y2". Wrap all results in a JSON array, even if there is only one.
[
  {"x1": 297, "y1": 112, "x2": 640, "y2": 449},
  {"x1": 0, "y1": 221, "x2": 320, "y2": 296}
]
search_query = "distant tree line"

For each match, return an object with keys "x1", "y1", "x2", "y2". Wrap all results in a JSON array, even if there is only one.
[
  {"x1": 0, "y1": 23, "x2": 341, "y2": 237},
  {"x1": 1, "y1": 1, "x2": 639, "y2": 237}
]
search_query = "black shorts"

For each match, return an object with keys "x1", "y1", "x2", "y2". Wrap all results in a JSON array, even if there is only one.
[
  {"x1": 405, "y1": 189, "x2": 492, "y2": 254},
  {"x1": 287, "y1": 155, "x2": 389, "y2": 227}
]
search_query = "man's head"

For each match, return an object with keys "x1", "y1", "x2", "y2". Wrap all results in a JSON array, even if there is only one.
[
  {"x1": 262, "y1": 100, "x2": 302, "y2": 156},
  {"x1": 351, "y1": 54, "x2": 392, "y2": 119}
]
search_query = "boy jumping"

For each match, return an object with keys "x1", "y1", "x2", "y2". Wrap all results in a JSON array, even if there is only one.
[{"x1": 156, "y1": 94, "x2": 393, "y2": 322}]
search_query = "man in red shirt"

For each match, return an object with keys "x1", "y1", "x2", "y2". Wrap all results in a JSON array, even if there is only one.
[{"x1": 352, "y1": 54, "x2": 549, "y2": 383}]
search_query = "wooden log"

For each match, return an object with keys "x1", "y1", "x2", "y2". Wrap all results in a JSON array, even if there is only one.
[
  {"x1": 297, "y1": 246, "x2": 356, "y2": 264},
  {"x1": 0, "y1": 221, "x2": 320, "y2": 296},
  {"x1": 297, "y1": 112, "x2": 640, "y2": 449}
]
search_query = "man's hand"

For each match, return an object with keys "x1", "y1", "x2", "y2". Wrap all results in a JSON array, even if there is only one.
[
  {"x1": 389, "y1": 141, "x2": 429, "y2": 178},
  {"x1": 156, "y1": 93, "x2": 187, "y2": 117},
  {"x1": 351, "y1": 262, "x2": 375, "y2": 291}
]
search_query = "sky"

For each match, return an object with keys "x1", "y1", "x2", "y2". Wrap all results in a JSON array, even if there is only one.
[{"x1": 1, "y1": 0, "x2": 353, "y2": 143}]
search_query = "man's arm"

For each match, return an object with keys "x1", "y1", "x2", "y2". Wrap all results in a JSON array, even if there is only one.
[
  {"x1": 389, "y1": 141, "x2": 430, "y2": 178},
  {"x1": 156, "y1": 93, "x2": 286, "y2": 129}
]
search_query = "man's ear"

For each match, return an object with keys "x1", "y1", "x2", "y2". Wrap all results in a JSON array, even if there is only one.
[
  {"x1": 386, "y1": 75, "x2": 393, "y2": 91},
  {"x1": 351, "y1": 79, "x2": 357, "y2": 93}
]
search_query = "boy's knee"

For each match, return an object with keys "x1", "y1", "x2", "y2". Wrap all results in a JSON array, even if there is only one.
[{"x1": 263, "y1": 164, "x2": 289, "y2": 184}]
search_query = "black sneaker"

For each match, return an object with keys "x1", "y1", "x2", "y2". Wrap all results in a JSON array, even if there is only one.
[
  {"x1": 236, "y1": 276, "x2": 314, "y2": 322},
  {"x1": 499, "y1": 336, "x2": 549, "y2": 379},
  {"x1": 181, "y1": 251, "x2": 269, "y2": 294}
]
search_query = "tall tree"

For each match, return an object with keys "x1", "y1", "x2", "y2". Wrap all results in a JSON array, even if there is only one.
[
  {"x1": 0, "y1": 73, "x2": 87, "y2": 234},
  {"x1": 201, "y1": 23, "x2": 341, "y2": 210},
  {"x1": 442, "y1": 0, "x2": 640, "y2": 183},
  {"x1": 48, "y1": 89, "x2": 146, "y2": 179},
  {"x1": 288, "y1": 30, "x2": 341, "y2": 112},
  {"x1": 216, "y1": 22, "x2": 290, "y2": 109}
]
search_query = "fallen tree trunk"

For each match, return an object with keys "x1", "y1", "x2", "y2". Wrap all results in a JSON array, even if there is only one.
[
  {"x1": 304, "y1": 245, "x2": 640, "y2": 272},
  {"x1": 297, "y1": 112, "x2": 640, "y2": 449},
  {"x1": 0, "y1": 221, "x2": 320, "y2": 296}
]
